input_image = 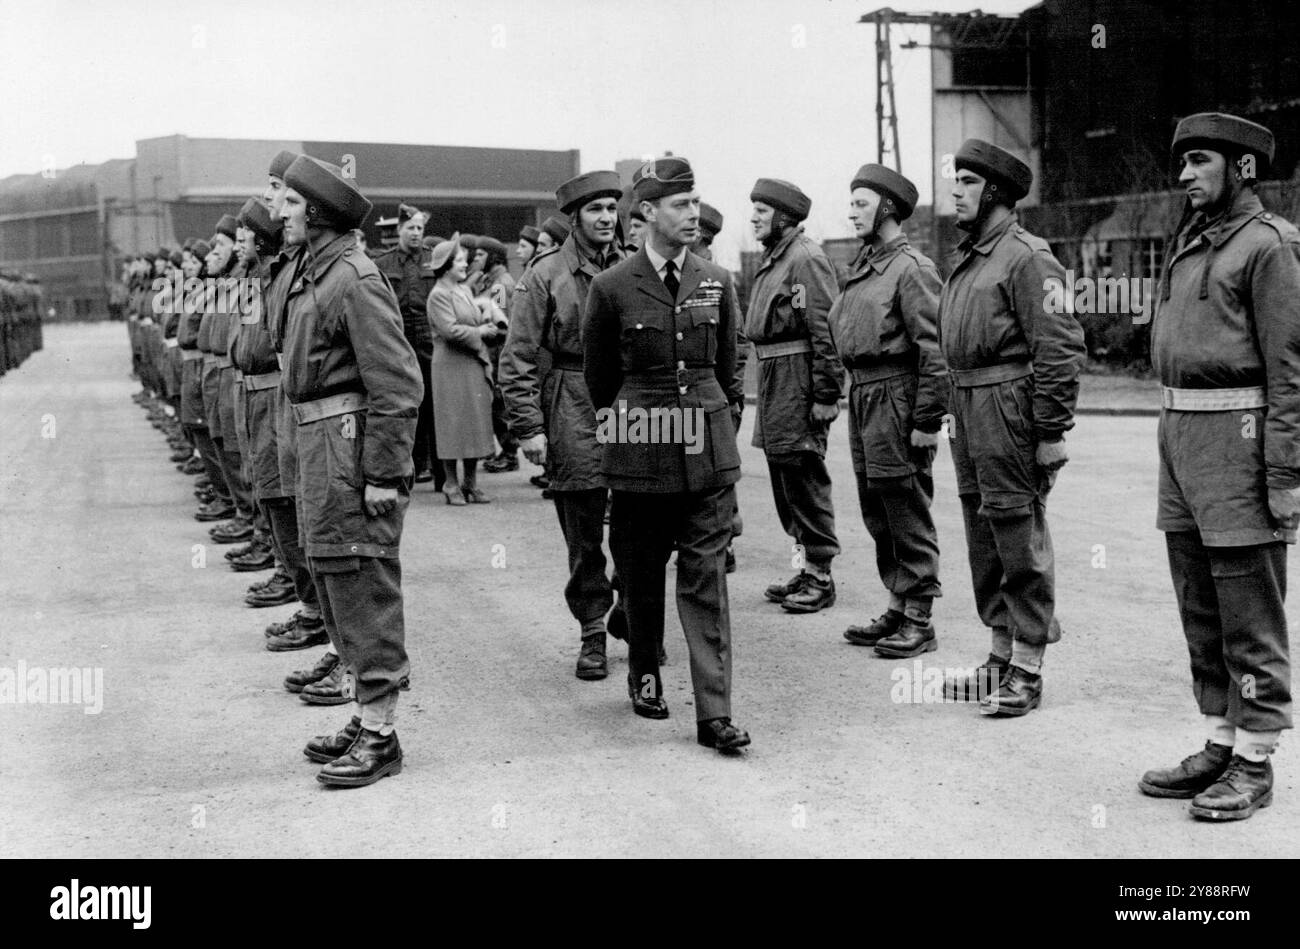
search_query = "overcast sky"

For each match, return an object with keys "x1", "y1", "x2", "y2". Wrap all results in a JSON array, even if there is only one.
[{"x1": 3, "y1": 0, "x2": 1033, "y2": 267}]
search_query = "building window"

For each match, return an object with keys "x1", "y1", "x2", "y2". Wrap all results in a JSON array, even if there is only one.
[{"x1": 1138, "y1": 238, "x2": 1165, "y2": 279}]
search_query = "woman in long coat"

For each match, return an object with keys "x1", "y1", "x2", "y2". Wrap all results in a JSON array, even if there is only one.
[{"x1": 427, "y1": 234, "x2": 499, "y2": 504}]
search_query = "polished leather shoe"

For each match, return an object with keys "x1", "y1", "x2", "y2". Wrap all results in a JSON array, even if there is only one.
[
  {"x1": 483, "y1": 452, "x2": 519, "y2": 473},
  {"x1": 529, "y1": 473, "x2": 550, "y2": 489},
  {"x1": 942, "y1": 653, "x2": 1009, "y2": 702},
  {"x1": 764, "y1": 573, "x2": 807, "y2": 603},
  {"x1": 300, "y1": 663, "x2": 349, "y2": 705},
  {"x1": 413, "y1": 468, "x2": 435, "y2": 483},
  {"x1": 266, "y1": 615, "x2": 328, "y2": 652},
  {"x1": 1189, "y1": 756, "x2": 1273, "y2": 821},
  {"x1": 169, "y1": 447, "x2": 193, "y2": 463},
  {"x1": 844, "y1": 609, "x2": 905, "y2": 646},
  {"x1": 179, "y1": 457, "x2": 206, "y2": 475},
  {"x1": 245, "y1": 579, "x2": 297, "y2": 608},
  {"x1": 627, "y1": 673, "x2": 668, "y2": 719},
  {"x1": 697, "y1": 717, "x2": 751, "y2": 753},
  {"x1": 873, "y1": 620, "x2": 937, "y2": 658},
  {"x1": 462, "y1": 487, "x2": 492, "y2": 504},
  {"x1": 979, "y1": 665, "x2": 1042, "y2": 716},
  {"x1": 285, "y1": 650, "x2": 340, "y2": 693},
  {"x1": 443, "y1": 489, "x2": 467, "y2": 506},
  {"x1": 575, "y1": 633, "x2": 608, "y2": 680},
  {"x1": 1140, "y1": 740, "x2": 1234, "y2": 799},
  {"x1": 195, "y1": 502, "x2": 235, "y2": 522},
  {"x1": 317, "y1": 728, "x2": 403, "y2": 787},
  {"x1": 782, "y1": 575, "x2": 836, "y2": 614},
  {"x1": 304, "y1": 716, "x2": 362, "y2": 763}
]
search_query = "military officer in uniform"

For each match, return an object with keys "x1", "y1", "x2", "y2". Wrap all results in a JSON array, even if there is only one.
[
  {"x1": 277, "y1": 156, "x2": 424, "y2": 786},
  {"x1": 375, "y1": 203, "x2": 440, "y2": 488},
  {"x1": 584, "y1": 156, "x2": 750, "y2": 753},
  {"x1": 1139, "y1": 114, "x2": 1300, "y2": 821},
  {"x1": 745, "y1": 178, "x2": 844, "y2": 614},
  {"x1": 937, "y1": 139, "x2": 1085, "y2": 716},
  {"x1": 829, "y1": 164, "x2": 947, "y2": 658},
  {"x1": 500, "y1": 171, "x2": 629, "y2": 680}
]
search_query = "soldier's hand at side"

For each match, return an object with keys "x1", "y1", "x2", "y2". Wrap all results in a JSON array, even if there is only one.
[
  {"x1": 1268, "y1": 485, "x2": 1300, "y2": 527},
  {"x1": 521, "y1": 433, "x2": 547, "y2": 466},
  {"x1": 730, "y1": 402, "x2": 743, "y2": 433},
  {"x1": 910, "y1": 429, "x2": 940, "y2": 449},
  {"x1": 810, "y1": 401, "x2": 840, "y2": 425},
  {"x1": 364, "y1": 483, "x2": 399, "y2": 517},
  {"x1": 1035, "y1": 439, "x2": 1068, "y2": 469}
]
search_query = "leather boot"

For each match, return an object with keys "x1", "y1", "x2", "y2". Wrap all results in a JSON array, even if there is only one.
[
  {"x1": 195, "y1": 500, "x2": 235, "y2": 522},
  {"x1": 1139, "y1": 740, "x2": 1234, "y2": 799},
  {"x1": 844, "y1": 609, "x2": 905, "y2": 646},
  {"x1": 575, "y1": 632, "x2": 608, "y2": 680},
  {"x1": 697, "y1": 717, "x2": 751, "y2": 753},
  {"x1": 317, "y1": 728, "x2": 403, "y2": 787},
  {"x1": 1189, "y1": 756, "x2": 1273, "y2": 821},
  {"x1": 229, "y1": 542, "x2": 275, "y2": 572},
  {"x1": 943, "y1": 654, "x2": 1010, "y2": 702},
  {"x1": 285, "y1": 651, "x2": 341, "y2": 693},
  {"x1": 873, "y1": 619, "x2": 937, "y2": 658},
  {"x1": 300, "y1": 663, "x2": 349, "y2": 705},
  {"x1": 245, "y1": 575, "x2": 298, "y2": 608},
  {"x1": 627, "y1": 673, "x2": 668, "y2": 719},
  {"x1": 266, "y1": 613, "x2": 328, "y2": 652},
  {"x1": 210, "y1": 518, "x2": 254, "y2": 543},
  {"x1": 764, "y1": 572, "x2": 807, "y2": 603},
  {"x1": 979, "y1": 665, "x2": 1042, "y2": 716},
  {"x1": 782, "y1": 575, "x2": 836, "y2": 614},
  {"x1": 303, "y1": 716, "x2": 362, "y2": 763}
]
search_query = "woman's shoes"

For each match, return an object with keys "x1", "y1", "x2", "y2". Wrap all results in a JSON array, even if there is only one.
[
  {"x1": 461, "y1": 487, "x2": 492, "y2": 504},
  {"x1": 443, "y1": 489, "x2": 467, "y2": 506}
]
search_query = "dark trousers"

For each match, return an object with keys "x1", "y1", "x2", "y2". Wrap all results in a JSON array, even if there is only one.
[
  {"x1": 609, "y1": 486, "x2": 735, "y2": 722},
  {"x1": 856, "y1": 468, "x2": 941, "y2": 603},
  {"x1": 188, "y1": 424, "x2": 230, "y2": 502},
  {"x1": 214, "y1": 438, "x2": 254, "y2": 521},
  {"x1": 264, "y1": 497, "x2": 318, "y2": 611},
  {"x1": 310, "y1": 556, "x2": 409, "y2": 706},
  {"x1": 553, "y1": 488, "x2": 615, "y2": 625},
  {"x1": 959, "y1": 494, "x2": 1056, "y2": 645},
  {"x1": 492, "y1": 386, "x2": 519, "y2": 456},
  {"x1": 1165, "y1": 531, "x2": 1292, "y2": 732},
  {"x1": 766, "y1": 453, "x2": 839, "y2": 570},
  {"x1": 170, "y1": 397, "x2": 191, "y2": 447},
  {"x1": 412, "y1": 352, "x2": 438, "y2": 478}
]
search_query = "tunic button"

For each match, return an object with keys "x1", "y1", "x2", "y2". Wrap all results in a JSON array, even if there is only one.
[
  {"x1": 635, "y1": 322, "x2": 643, "y2": 329},
  {"x1": 675, "y1": 306, "x2": 682, "y2": 314},
  {"x1": 351, "y1": 545, "x2": 358, "y2": 552},
  {"x1": 676, "y1": 332, "x2": 684, "y2": 340}
]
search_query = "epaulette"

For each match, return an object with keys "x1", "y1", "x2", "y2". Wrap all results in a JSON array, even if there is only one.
[
  {"x1": 1009, "y1": 225, "x2": 1051, "y2": 254},
  {"x1": 1253, "y1": 211, "x2": 1300, "y2": 244},
  {"x1": 341, "y1": 246, "x2": 380, "y2": 278}
]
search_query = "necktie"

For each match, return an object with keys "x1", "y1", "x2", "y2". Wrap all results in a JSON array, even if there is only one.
[{"x1": 663, "y1": 259, "x2": 679, "y2": 300}]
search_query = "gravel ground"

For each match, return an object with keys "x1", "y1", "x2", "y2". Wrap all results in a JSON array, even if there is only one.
[{"x1": 1, "y1": 322, "x2": 1295, "y2": 858}]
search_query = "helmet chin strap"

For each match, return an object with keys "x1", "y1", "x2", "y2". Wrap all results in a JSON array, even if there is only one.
[{"x1": 956, "y1": 181, "x2": 1001, "y2": 232}]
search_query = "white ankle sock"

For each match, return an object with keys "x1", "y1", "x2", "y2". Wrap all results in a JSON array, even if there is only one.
[{"x1": 1205, "y1": 714, "x2": 1235, "y2": 749}]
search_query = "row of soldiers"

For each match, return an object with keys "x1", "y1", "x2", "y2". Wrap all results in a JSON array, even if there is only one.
[
  {"x1": 0, "y1": 271, "x2": 44, "y2": 379},
  {"x1": 122, "y1": 113, "x2": 1296, "y2": 823}
]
